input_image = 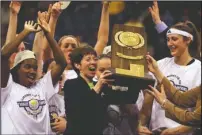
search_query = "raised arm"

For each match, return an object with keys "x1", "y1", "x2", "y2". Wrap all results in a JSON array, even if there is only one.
[
  {"x1": 94, "y1": 2, "x2": 109, "y2": 56},
  {"x1": 149, "y1": 0, "x2": 168, "y2": 33},
  {"x1": 32, "y1": 26, "x2": 44, "y2": 79},
  {"x1": 5, "y1": 1, "x2": 22, "y2": 45},
  {"x1": 38, "y1": 11, "x2": 67, "y2": 86},
  {"x1": 146, "y1": 54, "x2": 200, "y2": 107},
  {"x1": 1, "y1": 21, "x2": 40, "y2": 88},
  {"x1": 137, "y1": 92, "x2": 153, "y2": 135},
  {"x1": 161, "y1": 78, "x2": 200, "y2": 107},
  {"x1": 32, "y1": 8, "x2": 52, "y2": 79},
  {"x1": 43, "y1": 2, "x2": 62, "y2": 62},
  {"x1": 149, "y1": 0, "x2": 170, "y2": 58},
  {"x1": 164, "y1": 98, "x2": 201, "y2": 127},
  {"x1": 148, "y1": 85, "x2": 201, "y2": 127}
]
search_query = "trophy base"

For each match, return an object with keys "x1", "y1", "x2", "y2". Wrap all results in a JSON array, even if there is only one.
[{"x1": 107, "y1": 69, "x2": 155, "y2": 90}]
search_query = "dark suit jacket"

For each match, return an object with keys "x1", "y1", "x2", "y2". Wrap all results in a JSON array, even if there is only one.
[{"x1": 63, "y1": 76, "x2": 140, "y2": 134}]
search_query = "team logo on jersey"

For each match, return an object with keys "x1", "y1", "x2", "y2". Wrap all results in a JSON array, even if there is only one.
[
  {"x1": 17, "y1": 94, "x2": 46, "y2": 118},
  {"x1": 167, "y1": 74, "x2": 188, "y2": 92},
  {"x1": 49, "y1": 105, "x2": 61, "y2": 122}
]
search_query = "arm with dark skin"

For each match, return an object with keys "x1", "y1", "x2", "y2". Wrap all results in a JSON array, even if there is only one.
[
  {"x1": 38, "y1": 11, "x2": 67, "y2": 86},
  {"x1": 1, "y1": 21, "x2": 40, "y2": 88}
]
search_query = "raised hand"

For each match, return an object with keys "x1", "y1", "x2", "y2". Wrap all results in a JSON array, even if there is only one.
[
  {"x1": 9, "y1": 1, "x2": 22, "y2": 14},
  {"x1": 51, "y1": 2, "x2": 63, "y2": 18},
  {"x1": 38, "y1": 11, "x2": 51, "y2": 33},
  {"x1": 102, "y1": 1, "x2": 110, "y2": 6},
  {"x1": 146, "y1": 85, "x2": 167, "y2": 106},
  {"x1": 146, "y1": 54, "x2": 159, "y2": 74},
  {"x1": 37, "y1": 11, "x2": 50, "y2": 31},
  {"x1": 24, "y1": 20, "x2": 41, "y2": 33},
  {"x1": 46, "y1": 4, "x2": 52, "y2": 23},
  {"x1": 148, "y1": 0, "x2": 161, "y2": 24}
]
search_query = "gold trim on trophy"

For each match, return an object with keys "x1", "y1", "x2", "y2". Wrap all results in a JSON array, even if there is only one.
[
  {"x1": 115, "y1": 64, "x2": 144, "y2": 77},
  {"x1": 114, "y1": 31, "x2": 145, "y2": 49},
  {"x1": 116, "y1": 52, "x2": 144, "y2": 60}
]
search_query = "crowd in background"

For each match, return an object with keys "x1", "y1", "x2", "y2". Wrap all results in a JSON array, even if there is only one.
[{"x1": 1, "y1": 1, "x2": 201, "y2": 60}]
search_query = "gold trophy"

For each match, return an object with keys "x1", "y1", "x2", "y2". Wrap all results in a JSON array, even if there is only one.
[{"x1": 108, "y1": 24, "x2": 155, "y2": 89}]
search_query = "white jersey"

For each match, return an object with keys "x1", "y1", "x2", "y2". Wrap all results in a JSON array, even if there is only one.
[
  {"x1": 48, "y1": 69, "x2": 77, "y2": 134},
  {"x1": 150, "y1": 57, "x2": 201, "y2": 131},
  {"x1": 63, "y1": 69, "x2": 78, "y2": 82},
  {"x1": 49, "y1": 93, "x2": 65, "y2": 135},
  {"x1": 48, "y1": 69, "x2": 77, "y2": 118},
  {"x1": 1, "y1": 71, "x2": 56, "y2": 134}
]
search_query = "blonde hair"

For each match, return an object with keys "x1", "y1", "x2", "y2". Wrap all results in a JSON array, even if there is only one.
[{"x1": 58, "y1": 35, "x2": 80, "y2": 47}]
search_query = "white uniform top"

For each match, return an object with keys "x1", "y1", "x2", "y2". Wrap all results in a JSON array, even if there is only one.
[
  {"x1": 49, "y1": 93, "x2": 66, "y2": 135},
  {"x1": 48, "y1": 69, "x2": 77, "y2": 119},
  {"x1": 1, "y1": 71, "x2": 56, "y2": 134},
  {"x1": 150, "y1": 57, "x2": 201, "y2": 132},
  {"x1": 63, "y1": 69, "x2": 78, "y2": 81},
  {"x1": 49, "y1": 69, "x2": 78, "y2": 134}
]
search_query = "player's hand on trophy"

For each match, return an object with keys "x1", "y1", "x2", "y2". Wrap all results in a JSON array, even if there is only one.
[
  {"x1": 94, "y1": 70, "x2": 114, "y2": 93},
  {"x1": 145, "y1": 54, "x2": 159, "y2": 74},
  {"x1": 148, "y1": 0, "x2": 161, "y2": 24}
]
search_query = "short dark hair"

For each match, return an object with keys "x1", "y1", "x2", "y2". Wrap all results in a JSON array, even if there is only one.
[{"x1": 70, "y1": 45, "x2": 97, "y2": 73}]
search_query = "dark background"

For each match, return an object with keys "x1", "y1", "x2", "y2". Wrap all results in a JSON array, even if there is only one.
[{"x1": 1, "y1": 1, "x2": 201, "y2": 60}]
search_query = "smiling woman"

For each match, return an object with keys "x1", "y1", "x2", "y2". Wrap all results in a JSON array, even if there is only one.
[
  {"x1": 1, "y1": 17, "x2": 67, "y2": 134},
  {"x1": 63, "y1": 45, "x2": 140, "y2": 134},
  {"x1": 10, "y1": 50, "x2": 37, "y2": 87},
  {"x1": 138, "y1": 1, "x2": 201, "y2": 135}
]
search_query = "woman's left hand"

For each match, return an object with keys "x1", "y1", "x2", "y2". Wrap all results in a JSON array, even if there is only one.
[
  {"x1": 51, "y1": 117, "x2": 67, "y2": 134},
  {"x1": 146, "y1": 54, "x2": 159, "y2": 74},
  {"x1": 94, "y1": 70, "x2": 115, "y2": 93},
  {"x1": 146, "y1": 85, "x2": 167, "y2": 105},
  {"x1": 38, "y1": 11, "x2": 51, "y2": 33},
  {"x1": 98, "y1": 70, "x2": 114, "y2": 85}
]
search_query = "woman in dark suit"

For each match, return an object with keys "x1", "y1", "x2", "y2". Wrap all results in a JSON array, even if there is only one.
[{"x1": 63, "y1": 46, "x2": 140, "y2": 134}]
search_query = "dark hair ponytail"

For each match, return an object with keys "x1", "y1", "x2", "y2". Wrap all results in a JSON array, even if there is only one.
[{"x1": 172, "y1": 21, "x2": 201, "y2": 60}]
